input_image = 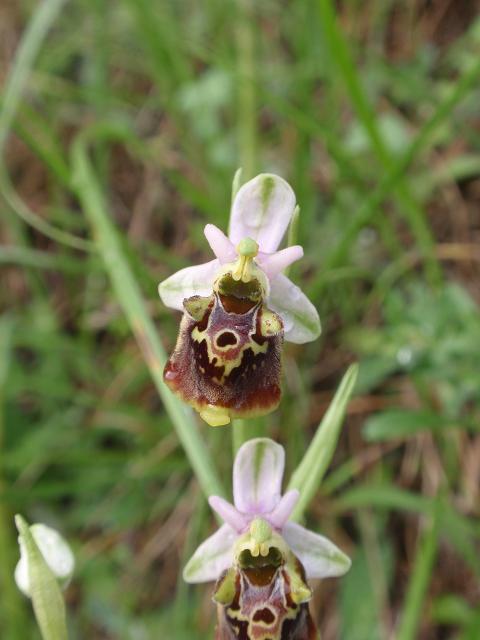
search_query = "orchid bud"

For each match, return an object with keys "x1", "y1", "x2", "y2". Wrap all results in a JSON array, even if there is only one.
[
  {"x1": 15, "y1": 521, "x2": 75, "y2": 596},
  {"x1": 14, "y1": 515, "x2": 71, "y2": 640}
]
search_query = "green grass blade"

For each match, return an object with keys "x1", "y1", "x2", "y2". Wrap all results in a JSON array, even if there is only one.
[
  {"x1": 396, "y1": 509, "x2": 439, "y2": 640},
  {"x1": 288, "y1": 363, "x2": 358, "y2": 520},
  {"x1": 70, "y1": 136, "x2": 225, "y2": 500},
  {"x1": 323, "y1": 55, "x2": 480, "y2": 274},
  {"x1": 0, "y1": 320, "x2": 28, "y2": 640},
  {"x1": 0, "y1": 0, "x2": 91, "y2": 252},
  {"x1": 317, "y1": 0, "x2": 441, "y2": 284}
]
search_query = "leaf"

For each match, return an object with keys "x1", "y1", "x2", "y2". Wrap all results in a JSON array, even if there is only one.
[
  {"x1": 339, "y1": 549, "x2": 383, "y2": 640},
  {"x1": 288, "y1": 364, "x2": 358, "y2": 520},
  {"x1": 363, "y1": 409, "x2": 451, "y2": 441}
]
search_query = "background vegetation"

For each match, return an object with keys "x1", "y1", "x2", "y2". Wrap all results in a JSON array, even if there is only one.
[{"x1": 1, "y1": 0, "x2": 480, "y2": 638}]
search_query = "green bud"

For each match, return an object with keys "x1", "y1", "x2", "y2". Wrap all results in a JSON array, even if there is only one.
[{"x1": 15, "y1": 515, "x2": 69, "y2": 640}]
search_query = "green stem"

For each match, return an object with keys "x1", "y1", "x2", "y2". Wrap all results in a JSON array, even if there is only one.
[
  {"x1": 232, "y1": 419, "x2": 248, "y2": 454},
  {"x1": 70, "y1": 135, "x2": 225, "y2": 500},
  {"x1": 236, "y1": 0, "x2": 257, "y2": 180}
]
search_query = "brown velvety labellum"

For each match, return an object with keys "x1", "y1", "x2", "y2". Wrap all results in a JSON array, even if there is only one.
[
  {"x1": 214, "y1": 562, "x2": 318, "y2": 640},
  {"x1": 163, "y1": 292, "x2": 284, "y2": 422}
]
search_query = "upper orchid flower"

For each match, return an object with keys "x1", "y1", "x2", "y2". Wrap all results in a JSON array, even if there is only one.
[
  {"x1": 159, "y1": 174, "x2": 321, "y2": 427},
  {"x1": 184, "y1": 438, "x2": 350, "y2": 639},
  {"x1": 159, "y1": 173, "x2": 320, "y2": 344}
]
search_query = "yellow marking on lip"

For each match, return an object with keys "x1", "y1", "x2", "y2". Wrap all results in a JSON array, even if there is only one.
[{"x1": 191, "y1": 309, "x2": 268, "y2": 382}]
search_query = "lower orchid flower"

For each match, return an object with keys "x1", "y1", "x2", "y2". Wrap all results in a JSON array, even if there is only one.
[
  {"x1": 159, "y1": 174, "x2": 321, "y2": 426},
  {"x1": 183, "y1": 438, "x2": 351, "y2": 639}
]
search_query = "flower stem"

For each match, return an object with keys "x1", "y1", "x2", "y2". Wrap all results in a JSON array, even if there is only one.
[
  {"x1": 70, "y1": 134, "x2": 226, "y2": 500},
  {"x1": 232, "y1": 419, "x2": 248, "y2": 454},
  {"x1": 236, "y1": 0, "x2": 257, "y2": 180}
]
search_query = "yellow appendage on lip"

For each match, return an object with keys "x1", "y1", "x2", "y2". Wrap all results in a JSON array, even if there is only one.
[{"x1": 200, "y1": 404, "x2": 231, "y2": 427}]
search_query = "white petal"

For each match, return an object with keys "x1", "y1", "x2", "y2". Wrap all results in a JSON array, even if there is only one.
[
  {"x1": 15, "y1": 524, "x2": 74, "y2": 596},
  {"x1": 229, "y1": 174, "x2": 296, "y2": 253},
  {"x1": 256, "y1": 246, "x2": 304, "y2": 279},
  {"x1": 183, "y1": 523, "x2": 237, "y2": 583},
  {"x1": 158, "y1": 259, "x2": 220, "y2": 311},
  {"x1": 14, "y1": 557, "x2": 30, "y2": 596},
  {"x1": 204, "y1": 225, "x2": 237, "y2": 264},
  {"x1": 282, "y1": 521, "x2": 351, "y2": 579},
  {"x1": 233, "y1": 438, "x2": 285, "y2": 515},
  {"x1": 268, "y1": 274, "x2": 321, "y2": 344}
]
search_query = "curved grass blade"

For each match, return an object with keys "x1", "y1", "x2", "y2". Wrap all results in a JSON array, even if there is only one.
[
  {"x1": 70, "y1": 134, "x2": 225, "y2": 500},
  {"x1": 0, "y1": 0, "x2": 92, "y2": 252},
  {"x1": 288, "y1": 364, "x2": 358, "y2": 520}
]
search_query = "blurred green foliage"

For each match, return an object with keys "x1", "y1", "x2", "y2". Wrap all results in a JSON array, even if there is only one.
[{"x1": 1, "y1": 1, "x2": 480, "y2": 639}]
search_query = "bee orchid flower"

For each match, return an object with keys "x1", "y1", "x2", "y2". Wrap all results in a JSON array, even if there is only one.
[
  {"x1": 183, "y1": 438, "x2": 350, "y2": 639},
  {"x1": 159, "y1": 174, "x2": 321, "y2": 426}
]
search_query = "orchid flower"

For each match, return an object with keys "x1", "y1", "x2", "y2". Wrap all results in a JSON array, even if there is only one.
[
  {"x1": 183, "y1": 438, "x2": 350, "y2": 640},
  {"x1": 159, "y1": 174, "x2": 321, "y2": 427},
  {"x1": 183, "y1": 439, "x2": 350, "y2": 639},
  {"x1": 159, "y1": 173, "x2": 320, "y2": 344},
  {"x1": 184, "y1": 438, "x2": 350, "y2": 582}
]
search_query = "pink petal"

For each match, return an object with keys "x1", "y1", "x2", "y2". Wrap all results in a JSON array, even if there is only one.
[
  {"x1": 282, "y1": 521, "x2": 351, "y2": 579},
  {"x1": 158, "y1": 259, "x2": 220, "y2": 310},
  {"x1": 256, "y1": 246, "x2": 304, "y2": 279},
  {"x1": 229, "y1": 174, "x2": 296, "y2": 253},
  {"x1": 233, "y1": 438, "x2": 285, "y2": 515},
  {"x1": 268, "y1": 274, "x2": 321, "y2": 344},
  {"x1": 183, "y1": 523, "x2": 237, "y2": 583},
  {"x1": 204, "y1": 224, "x2": 237, "y2": 264},
  {"x1": 209, "y1": 496, "x2": 249, "y2": 533},
  {"x1": 268, "y1": 490, "x2": 300, "y2": 529}
]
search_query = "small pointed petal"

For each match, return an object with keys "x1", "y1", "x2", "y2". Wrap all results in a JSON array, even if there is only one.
[
  {"x1": 282, "y1": 521, "x2": 351, "y2": 579},
  {"x1": 269, "y1": 274, "x2": 321, "y2": 344},
  {"x1": 183, "y1": 523, "x2": 237, "y2": 584},
  {"x1": 256, "y1": 246, "x2": 304, "y2": 279},
  {"x1": 229, "y1": 174, "x2": 296, "y2": 253},
  {"x1": 204, "y1": 224, "x2": 237, "y2": 264},
  {"x1": 209, "y1": 496, "x2": 249, "y2": 533},
  {"x1": 158, "y1": 259, "x2": 220, "y2": 311},
  {"x1": 233, "y1": 438, "x2": 285, "y2": 514},
  {"x1": 268, "y1": 490, "x2": 300, "y2": 529}
]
